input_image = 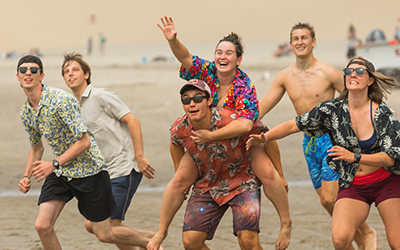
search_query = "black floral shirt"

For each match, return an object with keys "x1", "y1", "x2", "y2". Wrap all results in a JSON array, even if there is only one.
[{"x1": 295, "y1": 98, "x2": 400, "y2": 189}]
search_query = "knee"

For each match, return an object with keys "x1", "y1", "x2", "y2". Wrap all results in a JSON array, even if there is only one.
[
  {"x1": 332, "y1": 236, "x2": 352, "y2": 250},
  {"x1": 34, "y1": 219, "x2": 53, "y2": 235},
  {"x1": 182, "y1": 233, "x2": 206, "y2": 250},
  {"x1": 319, "y1": 193, "x2": 336, "y2": 210},
  {"x1": 237, "y1": 231, "x2": 260, "y2": 250},
  {"x1": 94, "y1": 232, "x2": 113, "y2": 243}
]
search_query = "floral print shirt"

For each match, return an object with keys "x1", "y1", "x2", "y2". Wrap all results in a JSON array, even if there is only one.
[
  {"x1": 170, "y1": 108, "x2": 264, "y2": 205},
  {"x1": 296, "y1": 97, "x2": 400, "y2": 189},
  {"x1": 179, "y1": 55, "x2": 259, "y2": 121},
  {"x1": 20, "y1": 85, "x2": 105, "y2": 180}
]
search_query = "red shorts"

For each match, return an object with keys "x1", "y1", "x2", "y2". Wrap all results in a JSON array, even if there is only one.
[
  {"x1": 337, "y1": 172, "x2": 400, "y2": 206},
  {"x1": 183, "y1": 190, "x2": 260, "y2": 240}
]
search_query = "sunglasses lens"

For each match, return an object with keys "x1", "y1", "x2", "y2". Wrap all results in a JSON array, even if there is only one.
[
  {"x1": 355, "y1": 68, "x2": 366, "y2": 76},
  {"x1": 19, "y1": 67, "x2": 27, "y2": 73},
  {"x1": 30, "y1": 67, "x2": 39, "y2": 74},
  {"x1": 181, "y1": 98, "x2": 191, "y2": 105},
  {"x1": 343, "y1": 68, "x2": 353, "y2": 76},
  {"x1": 193, "y1": 96, "x2": 204, "y2": 103}
]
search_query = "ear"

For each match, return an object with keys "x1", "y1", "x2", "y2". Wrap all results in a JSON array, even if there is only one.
[
  {"x1": 84, "y1": 72, "x2": 89, "y2": 80},
  {"x1": 237, "y1": 56, "x2": 242, "y2": 67},
  {"x1": 312, "y1": 38, "x2": 317, "y2": 48},
  {"x1": 207, "y1": 96, "x2": 213, "y2": 106},
  {"x1": 368, "y1": 76, "x2": 374, "y2": 86},
  {"x1": 40, "y1": 72, "x2": 45, "y2": 81}
]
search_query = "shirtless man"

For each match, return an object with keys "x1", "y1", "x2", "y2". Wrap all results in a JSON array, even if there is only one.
[{"x1": 259, "y1": 23, "x2": 377, "y2": 249}]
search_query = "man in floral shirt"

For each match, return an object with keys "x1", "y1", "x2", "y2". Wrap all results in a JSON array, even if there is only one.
[{"x1": 148, "y1": 79, "x2": 266, "y2": 250}]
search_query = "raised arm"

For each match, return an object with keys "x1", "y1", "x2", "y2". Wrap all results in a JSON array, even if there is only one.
[
  {"x1": 157, "y1": 16, "x2": 192, "y2": 70},
  {"x1": 259, "y1": 72, "x2": 287, "y2": 119},
  {"x1": 121, "y1": 112, "x2": 155, "y2": 179}
]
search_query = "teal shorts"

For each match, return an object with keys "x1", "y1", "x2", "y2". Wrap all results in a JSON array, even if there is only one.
[{"x1": 302, "y1": 133, "x2": 339, "y2": 189}]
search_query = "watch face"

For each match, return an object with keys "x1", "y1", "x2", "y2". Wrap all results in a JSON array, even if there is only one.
[{"x1": 53, "y1": 160, "x2": 59, "y2": 168}]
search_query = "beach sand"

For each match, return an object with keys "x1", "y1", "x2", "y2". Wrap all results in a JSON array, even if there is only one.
[{"x1": 1, "y1": 1, "x2": 400, "y2": 249}]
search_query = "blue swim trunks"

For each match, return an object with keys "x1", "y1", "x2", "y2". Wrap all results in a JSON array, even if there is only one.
[{"x1": 302, "y1": 133, "x2": 339, "y2": 190}]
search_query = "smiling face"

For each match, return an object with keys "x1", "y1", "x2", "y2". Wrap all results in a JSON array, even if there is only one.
[
  {"x1": 345, "y1": 61, "x2": 374, "y2": 91},
  {"x1": 214, "y1": 41, "x2": 242, "y2": 75},
  {"x1": 63, "y1": 60, "x2": 89, "y2": 90},
  {"x1": 181, "y1": 89, "x2": 213, "y2": 128},
  {"x1": 16, "y1": 62, "x2": 44, "y2": 90},
  {"x1": 290, "y1": 28, "x2": 316, "y2": 58}
]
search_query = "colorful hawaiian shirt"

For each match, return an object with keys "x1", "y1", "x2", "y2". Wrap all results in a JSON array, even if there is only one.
[
  {"x1": 20, "y1": 85, "x2": 105, "y2": 180},
  {"x1": 296, "y1": 98, "x2": 400, "y2": 189},
  {"x1": 179, "y1": 55, "x2": 259, "y2": 121},
  {"x1": 170, "y1": 108, "x2": 264, "y2": 205}
]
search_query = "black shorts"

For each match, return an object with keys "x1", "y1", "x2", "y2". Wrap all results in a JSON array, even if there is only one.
[{"x1": 38, "y1": 171, "x2": 116, "y2": 222}]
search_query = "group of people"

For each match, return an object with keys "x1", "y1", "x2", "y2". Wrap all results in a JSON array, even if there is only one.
[{"x1": 16, "y1": 15, "x2": 400, "y2": 250}]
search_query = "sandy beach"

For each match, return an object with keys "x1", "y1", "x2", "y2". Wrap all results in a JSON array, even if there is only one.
[{"x1": 1, "y1": 1, "x2": 400, "y2": 249}]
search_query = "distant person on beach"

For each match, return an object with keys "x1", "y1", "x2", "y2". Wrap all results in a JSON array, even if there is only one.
[
  {"x1": 156, "y1": 16, "x2": 291, "y2": 249},
  {"x1": 17, "y1": 55, "x2": 153, "y2": 250},
  {"x1": 258, "y1": 23, "x2": 377, "y2": 248},
  {"x1": 248, "y1": 56, "x2": 400, "y2": 250},
  {"x1": 87, "y1": 37, "x2": 93, "y2": 56},
  {"x1": 99, "y1": 32, "x2": 106, "y2": 56},
  {"x1": 62, "y1": 52, "x2": 156, "y2": 250},
  {"x1": 148, "y1": 79, "x2": 266, "y2": 250}
]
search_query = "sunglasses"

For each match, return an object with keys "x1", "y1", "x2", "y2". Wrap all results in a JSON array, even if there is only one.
[
  {"x1": 343, "y1": 67, "x2": 368, "y2": 76},
  {"x1": 18, "y1": 67, "x2": 40, "y2": 74},
  {"x1": 181, "y1": 95, "x2": 207, "y2": 105}
]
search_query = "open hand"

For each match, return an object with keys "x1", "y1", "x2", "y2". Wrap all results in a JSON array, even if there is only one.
[{"x1": 157, "y1": 16, "x2": 177, "y2": 41}]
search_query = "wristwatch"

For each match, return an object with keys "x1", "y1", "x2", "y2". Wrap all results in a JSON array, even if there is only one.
[
  {"x1": 52, "y1": 159, "x2": 60, "y2": 169},
  {"x1": 354, "y1": 153, "x2": 361, "y2": 163}
]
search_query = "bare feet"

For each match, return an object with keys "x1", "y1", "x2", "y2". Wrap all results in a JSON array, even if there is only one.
[
  {"x1": 364, "y1": 228, "x2": 377, "y2": 250},
  {"x1": 146, "y1": 231, "x2": 167, "y2": 250},
  {"x1": 275, "y1": 221, "x2": 291, "y2": 250}
]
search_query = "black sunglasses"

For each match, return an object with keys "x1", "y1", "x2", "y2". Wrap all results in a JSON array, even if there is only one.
[
  {"x1": 181, "y1": 95, "x2": 207, "y2": 105},
  {"x1": 343, "y1": 67, "x2": 368, "y2": 76},
  {"x1": 18, "y1": 66, "x2": 40, "y2": 74}
]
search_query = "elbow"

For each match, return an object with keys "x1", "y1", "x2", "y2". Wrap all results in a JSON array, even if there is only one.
[
  {"x1": 387, "y1": 156, "x2": 395, "y2": 167},
  {"x1": 82, "y1": 133, "x2": 91, "y2": 151},
  {"x1": 243, "y1": 120, "x2": 254, "y2": 134}
]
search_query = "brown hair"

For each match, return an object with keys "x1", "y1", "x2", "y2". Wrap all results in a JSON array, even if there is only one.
[
  {"x1": 61, "y1": 52, "x2": 91, "y2": 85},
  {"x1": 215, "y1": 32, "x2": 244, "y2": 58},
  {"x1": 290, "y1": 23, "x2": 315, "y2": 43},
  {"x1": 339, "y1": 56, "x2": 399, "y2": 103}
]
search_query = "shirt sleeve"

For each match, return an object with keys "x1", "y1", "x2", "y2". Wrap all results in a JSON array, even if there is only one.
[
  {"x1": 179, "y1": 55, "x2": 214, "y2": 82},
  {"x1": 96, "y1": 88, "x2": 131, "y2": 120},
  {"x1": 231, "y1": 72, "x2": 259, "y2": 121},
  {"x1": 375, "y1": 106, "x2": 400, "y2": 168},
  {"x1": 295, "y1": 100, "x2": 333, "y2": 136}
]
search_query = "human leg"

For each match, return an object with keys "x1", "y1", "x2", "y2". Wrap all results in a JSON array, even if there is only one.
[
  {"x1": 147, "y1": 152, "x2": 199, "y2": 250},
  {"x1": 182, "y1": 231, "x2": 209, "y2": 250},
  {"x1": 237, "y1": 231, "x2": 262, "y2": 250},
  {"x1": 35, "y1": 200, "x2": 66, "y2": 250},
  {"x1": 181, "y1": 191, "x2": 230, "y2": 249},
  {"x1": 91, "y1": 219, "x2": 150, "y2": 248},
  {"x1": 251, "y1": 145, "x2": 291, "y2": 250},
  {"x1": 332, "y1": 198, "x2": 370, "y2": 250},
  {"x1": 377, "y1": 198, "x2": 400, "y2": 249},
  {"x1": 230, "y1": 190, "x2": 263, "y2": 250},
  {"x1": 110, "y1": 170, "x2": 148, "y2": 250}
]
